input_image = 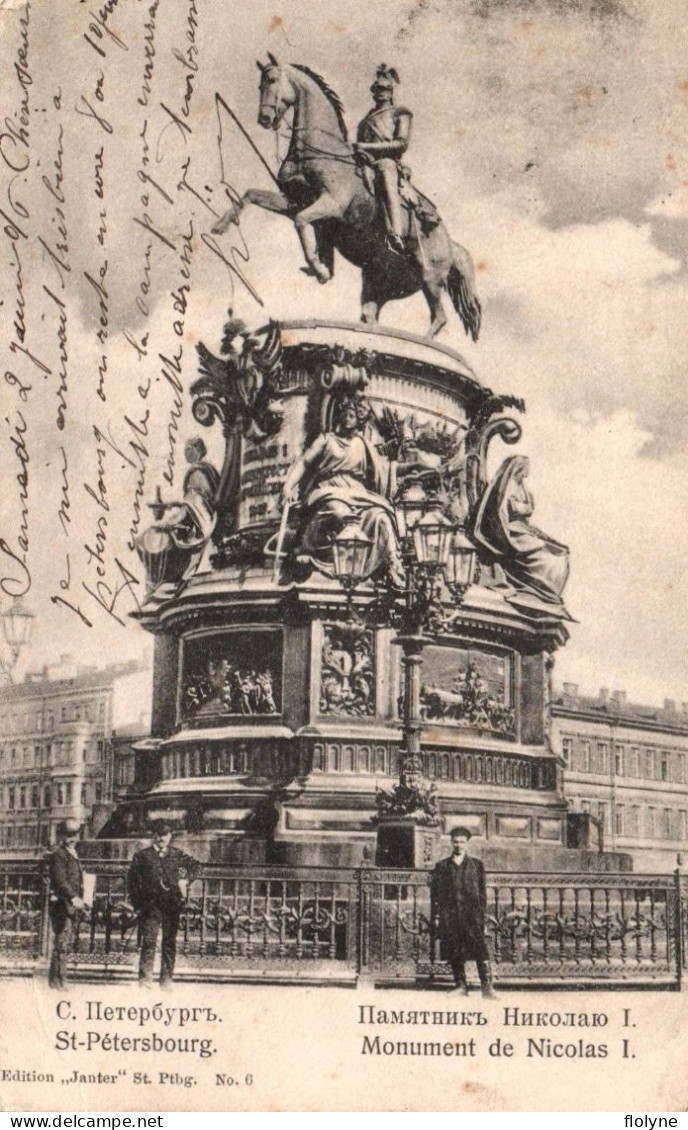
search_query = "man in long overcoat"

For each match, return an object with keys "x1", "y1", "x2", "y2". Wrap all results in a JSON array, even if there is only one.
[
  {"x1": 48, "y1": 818, "x2": 85, "y2": 990},
  {"x1": 431, "y1": 826, "x2": 496, "y2": 997},
  {"x1": 128, "y1": 821, "x2": 200, "y2": 989}
]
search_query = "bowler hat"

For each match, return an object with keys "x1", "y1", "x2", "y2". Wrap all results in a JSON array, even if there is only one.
[{"x1": 57, "y1": 818, "x2": 82, "y2": 839}]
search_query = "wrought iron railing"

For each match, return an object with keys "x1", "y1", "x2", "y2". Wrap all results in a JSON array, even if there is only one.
[{"x1": 0, "y1": 858, "x2": 683, "y2": 987}]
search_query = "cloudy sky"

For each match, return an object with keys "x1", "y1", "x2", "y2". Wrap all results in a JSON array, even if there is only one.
[{"x1": 0, "y1": 0, "x2": 686, "y2": 705}]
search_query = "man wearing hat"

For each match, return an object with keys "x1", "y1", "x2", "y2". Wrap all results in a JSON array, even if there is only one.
[
  {"x1": 431, "y1": 826, "x2": 496, "y2": 998},
  {"x1": 353, "y1": 64, "x2": 412, "y2": 254},
  {"x1": 48, "y1": 818, "x2": 85, "y2": 990},
  {"x1": 128, "y1": 821, "x2": 200, "y2": 989}
]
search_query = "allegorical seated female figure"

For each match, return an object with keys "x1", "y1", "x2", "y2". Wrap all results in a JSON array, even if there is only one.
[
  {"x1": 473, "y1": 455, "x2": 570, "y2": 615},
  {"x1": 282, "y1": 396, "x2": 405, "y2": 586}
]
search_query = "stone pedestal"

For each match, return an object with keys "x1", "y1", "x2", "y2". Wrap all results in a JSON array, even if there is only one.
[
  {"x1": 103, "y1": 321, "x2": 587, "y2": 872},
  {"x1": 375, "y1": 820, "x2": 442, "y2": 868}
]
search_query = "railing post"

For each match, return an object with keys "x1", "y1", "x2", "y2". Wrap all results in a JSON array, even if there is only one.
[
  {"x1": 674, "y1": 860, "x2": 684, "y2": 989},
  {"x1": 357, "y1": 857, "x2": 375, "y2": 984}
]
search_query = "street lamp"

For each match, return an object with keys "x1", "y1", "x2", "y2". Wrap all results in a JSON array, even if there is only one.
[
  {"x1": 0, "y1": 598, "x2": 34, "y2": 682},
  {"x1": 332, "y1": 520, "x2": 373, "y2": 593}
]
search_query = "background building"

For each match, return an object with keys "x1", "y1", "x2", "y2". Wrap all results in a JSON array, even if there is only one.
[
  {"x1": 552, "y1": 684, "x2": 688, "y2": 871},
  {"x1": 0, "y1": 655, "x2": 152, "y2": 854}
]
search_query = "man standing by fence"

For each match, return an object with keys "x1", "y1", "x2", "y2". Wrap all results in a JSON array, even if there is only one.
[
  {"x1": 48, "y1": 818, "x2": 85, "y2": 990},
  {"x1": 431, "y1": 826, "x2": 497, "y2": 998},
  {"x1": 128, "y1": 821, "x2": 200, "y2": 990}
]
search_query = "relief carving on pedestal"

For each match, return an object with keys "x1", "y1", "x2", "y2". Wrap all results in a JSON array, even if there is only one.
[
  {"x1": 319, "y1": 623, "x2": 375, "y2": 717},
  {"x1": 182, "y1": 631, "x2": 282, "y2": 723}
]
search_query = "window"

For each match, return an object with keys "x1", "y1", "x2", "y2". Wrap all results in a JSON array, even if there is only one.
[
  {"x1": 98, "y1": 702, "x2": 106, "y2": 721},
  {"x1": 629, "y1": 747, "x2": 640, "y2": 777},
  {"x1": 46, "y1": 712, "x2": 53, "y2": 730},
  {"x1": 74, "y1": 704, "x2": 82, "y2": 721},
  {"x1": 680, "y1": 811, "x2": 687, "y2": 840},
  {"x1": 660, "y1": 754, "x2": 669, "y2": 782},
  {"x1": 597, "y1": 802, "x2": 609, "y2": 833},
  {"x1": 56, "y1": 783, "x2": 64, "y2": 806},
  {"x1": 598, "y1": 742, "x2": 609, "y2": 773},
  {"x1": 31, "y1": 786, "x2": 39, "y2": 808},
  {"x1": 61, "y1": 706, "x2": 67, "y2": 722},
  {"x1": 662, "y1": 808, "x2": 672, "y2": 839},
  {"x1": 95, "y1": 781, "x2": 103, "y2": 803},
  {"x1": 43, "y1": 785, "x2": 51, "y2": 808},
  {"x1": 629, "y1": 806, "x2": 641, "y2": 836},
  {"x1": 80, "y1": 784, "x2": 87, "y2": 806},
  {"x1": 677, "y1": 755, "x2": 686, "y2": 785},
  {"x1": 97, "y1": 738, "x2": 105, "y2": 761},
  {"x1": 36, "y1": 712, "x2": 43, "y2": 731},
  {"x1": 580, "y1": 741, "x2": 591, "y2": 772},
  {"x1": 645, "y1": 749, "x2": 655, "y2": 780},
  {"x1": 65, "y1": 782, "x2": 73, "y2": 804},
  {"x1": 615, "y1": 805, "x2": 624, "y2": 835},
  {"x1": 561, "y1": 737, "x2": 573, "y2": 766},
  {"x1": 19, "y1": 787, "x2": 26, "y2": 809},
  {"x1": 615, "y1": 745, "x2": 624, "y2": 775},
  {"x1": 646, "y1": 807, "x2": 656, "y2": 838},
  {"x1": 34, "y1": 744, "x2": 42, "y2": 766}
]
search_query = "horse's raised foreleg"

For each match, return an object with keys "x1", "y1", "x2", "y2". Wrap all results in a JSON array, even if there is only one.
[
  {"x1": 294, "y1": 194, "x2": 342, "y2": 283},
  {"x1": 212, "y1": 188, "x2": 293, "y2": 234}
]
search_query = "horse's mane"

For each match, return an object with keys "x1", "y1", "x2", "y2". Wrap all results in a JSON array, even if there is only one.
[{"x1": 290, "y1": 64, "x2": 348, "y2": 140}]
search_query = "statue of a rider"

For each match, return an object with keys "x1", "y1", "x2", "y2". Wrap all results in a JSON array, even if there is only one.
[{"x1": 354, "y1": 64, "x2": 440, "y2": 255}]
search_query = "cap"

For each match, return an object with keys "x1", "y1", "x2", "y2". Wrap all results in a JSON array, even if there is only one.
[{"x1": 449, "y1": 825, "x2": 473, "y2": 840}]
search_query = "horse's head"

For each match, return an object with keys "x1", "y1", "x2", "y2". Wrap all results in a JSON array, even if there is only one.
[{"x1": 256, "y1": 55, "x2": 295, "y2": 131}]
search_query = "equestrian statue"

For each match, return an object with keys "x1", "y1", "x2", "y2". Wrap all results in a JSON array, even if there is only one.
[{"x1": 212, "y1": 60, "x2": 481, "y2": 341}]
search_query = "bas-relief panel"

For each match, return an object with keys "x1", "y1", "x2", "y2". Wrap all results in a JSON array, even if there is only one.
[
  {"x1": 319, "y1": 623, "x2": 376, "y2": 718},
  {"x1": 181, "y1": 631, "x2": 282, "y2": 725},
  {"x1": 403, "y1": 643, "x2": 516, "y2": 737}
]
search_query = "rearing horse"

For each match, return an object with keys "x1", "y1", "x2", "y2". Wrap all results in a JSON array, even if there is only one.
[{"x1": 213, "y1": 57, "x2": 481, "y2": 341}]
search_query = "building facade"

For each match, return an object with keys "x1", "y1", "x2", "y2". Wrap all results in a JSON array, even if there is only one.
[
  {"x1": 0, "y1": 656, "x2": 151, "y2": 854},
  {"x1": 552, "y1": 684, "x2": 688, "y2": 871}
]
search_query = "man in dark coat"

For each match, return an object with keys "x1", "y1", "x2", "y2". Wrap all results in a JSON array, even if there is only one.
[
  {"x1": 431, "y1": 826, "x2": 496, "y2": 997},
  {"x1": 128, "y1": 821, "x2": 200, "y2": 989},
  {"x1": 48, "y1": 818, "x2": 85, "y2": 990}
]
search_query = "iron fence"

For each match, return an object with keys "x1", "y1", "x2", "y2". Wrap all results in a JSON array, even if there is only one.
[{"x1": 0, "y1": 858, "x2": 683, "y2": 988}]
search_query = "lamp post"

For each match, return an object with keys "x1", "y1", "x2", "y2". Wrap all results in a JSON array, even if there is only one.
[
  {"x1": 0, "y1": 598, "x2": 34, "y2": 682},
  {"x1": 331, "y1": 502, "x2": 478, "y2": 864}
]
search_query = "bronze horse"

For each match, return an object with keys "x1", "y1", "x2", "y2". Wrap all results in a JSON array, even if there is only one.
[{"x1": 212, "y1": 58, "x2": 481, "y2": 340}]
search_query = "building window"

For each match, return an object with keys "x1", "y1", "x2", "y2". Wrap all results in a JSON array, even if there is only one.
[
  {"x1": 56, "y1": 783, "x2": 64, "y2": 806},
  {"x1": 660, "y1": 754, "x2": 669, "y2": 782},
  {"x1": 61, "y1": 706, "x2": 67, "y2": 722},
  {"x1": 662, "y1": 808, "x2": 672, "y2": 839},
  {"x1": 615, "y1": 805, "x2": 624, "y2": 835},
  {"x1": 645, "y1": 749, "x2": 655, "y2": 780},
  {"x1": 80, "y1": 784, "x2": 87, "y2": 806},
  {"x1": 65, "y1": 782, "x2": 73, "y2": 804},
  {"x1": 95, "y1": 781, "x2": 103, "y2": 803},
  {"x1": 580, "y1": 741, "x2": 591, "y2": 772},
  {"x1": 43, "y1": 785, "x2": 51, "y2": 808},
  {"x1": 598, "y1": 742, "x2": 609, "y2": 773},
  {"x1": 31, "y1": 786, "x2": 39, "y2": 808},
  {"x1": 629, "y1": 806, "x2": 640, "y2": 836},
  {"x1": 97, "y1": 739, "x2": 105, "y2": 761},
  {"x1": 46, "y1": 712, "x2": 53, "y2": 731},
  {"x1": 677, "y1": 756, "x2": 686, "y2": 785},
  {"x1": 629, "y1": 747, "x2": 640, "y2": 777},
  {"x1": 19, "y1": 787, "x2": 26, "y2": 809},
  {"x1": 679, "y1": 811, "x2": 687, "y2": 840},
  {"x1": 646, "y1": 807, "x2": 656, "y2": 838},
  {"x1": 561, "y1": 737, "x2": 573, "y2": 766},
  {"x1": 614, "y1": 745, "x2": 624, "y2": 775}
]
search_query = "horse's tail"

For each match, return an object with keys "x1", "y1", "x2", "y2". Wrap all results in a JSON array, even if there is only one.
[{"x1": 448, "y1": 242, "x2": 482, "y2": 342}]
